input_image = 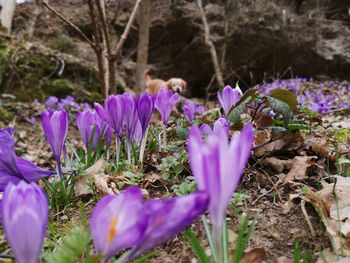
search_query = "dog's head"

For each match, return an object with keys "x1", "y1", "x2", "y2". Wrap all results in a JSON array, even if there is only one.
[{"x1": 166, "y1": 78, "x2": 187, "y2": 94}]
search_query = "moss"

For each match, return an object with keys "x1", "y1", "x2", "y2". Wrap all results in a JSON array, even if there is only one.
[
  {"x1": 0, "y1": 107, "x2": 14, "y2": 122},
  {"x1": 42, "y1": 79, "x2": 74, "y2": 98},
  {"x1": 49, "y1": 34, "x2": 76, "y2": 53},
  {"x1": 335, "y1": 128, "x2": 350, "y2": 142}
]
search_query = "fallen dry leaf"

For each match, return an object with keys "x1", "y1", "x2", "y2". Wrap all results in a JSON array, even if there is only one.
[
  {"x1": 283, "y1": 152, "x2": 317, "y2": 182},
  {"x1": 304, "y1": 176, "x2": 350, "y2": 256},
  {"x1": 275, "y1": 256, "x2": 293, "y2": 263},
  {"x1": 75, "y1": 159, "x2": 106, "y2": 197},
  {"x1": 254, "y1": 131, "x2": 304, "y2": 157},
  {"x1": 230, "y1": 248, "x2": 267, "y2": 263},
  {"x1": 261, "y1": 157, "x2": 292, "y2": 173}
]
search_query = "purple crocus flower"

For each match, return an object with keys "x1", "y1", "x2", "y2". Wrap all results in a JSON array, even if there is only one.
[
  {"x1": 187, "y1": 123, "x2": 254, "y2": 257},
  {"x1": 41, "y1": 109, "x2": 68, "y2": 176},
  {"x1": 90, "y1": 187, "x2": 147, "y2": 262},
  {"x1": 137, "y1": 92, "x2": 154, "y2": 137},
  {"x1": 130, "y1": 191, "x2": 209, "y2": 259},
  {"x1": 213, "y1": 117, "x2": 230, "y2": 136},
  {"x1": 183, "y1": 101, "x2": 197, "y2": 122},
  {"x1": 76, "y1": 109, "x2": 112, "y2": 150},
  {"x1": 0, "y1": 129, "x2": 54, "y2": 191},
  {"x1": 122, "y1": 93, "x2": 139, "y2": 144},
  {"x1": 2, "y1": 181, "x2": 49, "y2": 263},
  {"x1": 76, "y1": 109, "x2": 98, "y2": 150},
  {"x1": 94, "y1": 95, "x2": 124, "y2": 140},
  {"x1": 44, "y1": 96, "x2": 59, "y2": 109},
  {"x1": 155, "y1": 88, "x2": 179, "y2": 125},
  {"x1": 217, "y1": 85, "x2": 242, "y2": 115}
]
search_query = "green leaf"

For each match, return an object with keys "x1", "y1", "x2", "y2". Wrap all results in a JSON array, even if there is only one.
[
  {"x1": 287, "y1": 122, "x2": 311, "y2": 132},
  {"x1": 266, "y1": 96, "x2": 293, "y2": 122},
  {"x1": 45, "y1": 227, "x2": 91, "y2": 263},
  {"x1": 184, "y1": 228, "x2": 211, "y2": 263},
  {"x1": 227, "y1": 96, "x2": 251, "y2": 124},
  {"x1": 176, "y1": 126, "x2": 189, "y2": 140},
  {"x1": 269, "y1": 89, "x2": 298, "y2": 113}
]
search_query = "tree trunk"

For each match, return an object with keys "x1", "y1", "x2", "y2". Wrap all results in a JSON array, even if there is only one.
[
  {"x1": 196, "y1": 0, "x2": 225, "y2": 89},
  {"x1": 0, "y1": 0, "x2": 17, "y2": 35},
  {"x1": 26, "y1": 0, "x2": 42, "y2": 40},
  {"x1": 135, "y1": 0, "x2": 150, "y2": 94}
]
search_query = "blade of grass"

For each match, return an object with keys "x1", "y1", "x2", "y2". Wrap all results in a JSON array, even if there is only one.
[{"x1": 184, "y1": 228, "x2": 211, "y2": 263}]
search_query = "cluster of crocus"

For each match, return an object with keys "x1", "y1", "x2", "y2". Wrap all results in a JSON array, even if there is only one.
[
  {"x1": 94, "y1": 92, "x2": 154, "y2": 165},
  {"x1": 155, "y1": 88, "x2": 179, "y2": 150},
  {"x1": 0, "y1": 128, "x2": 54, "y2": 191},
  {"x1": 183, "y1": 100, "x2": 205, "y2": 122},
  {"x1": 187, "y1": 122, "x2": 254, "y2": 262},
  {"x1": 1, "y1": 181, "x2": 49, "y2": 263},
  {"x1": 217, "y1": 85, "x2": 243, "y2": 115},
  {"x1": 90, "y1": 186, "x2": 208, "y2": 262},
  {"x1": 44, "y1": 95, "x2": 90, "y2": 112},
  {"x1": 257, "y1": 78, "x2": 350, "y2": 114},
  {"x1": 41, "y1": 109, "x2": 68, "y2": 177}
]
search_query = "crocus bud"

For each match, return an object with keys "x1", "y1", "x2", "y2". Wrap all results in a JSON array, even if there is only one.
[{"x1": 2, "y1": 181, "x2": 49, "y2": 263}]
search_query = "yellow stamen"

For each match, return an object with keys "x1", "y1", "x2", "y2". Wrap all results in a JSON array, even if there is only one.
[{"x1": 108, "y1": 217, "x2": 118, "y2": 242}]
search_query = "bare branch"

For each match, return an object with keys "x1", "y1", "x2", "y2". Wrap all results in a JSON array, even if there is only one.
[
  {"x1": 41, "y1": 0, "x2": 95, "y2": 48},
  {"x1": 196, "y1": 0, "x2": 225, "y2": 89},
  {"x1": 113, "y1": 0, "x2": 143, "y2": 58}
]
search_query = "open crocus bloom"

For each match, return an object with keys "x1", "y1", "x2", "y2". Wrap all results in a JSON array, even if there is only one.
[
  {"x1": 187, "y1": 123, "x2": 254, "y2": 231},
  {"x1": 155, "y1": 88, "x2": 179, "y2": 125},
  {"x1": 2, "y1": 181, "x2": 49, "y2": 263},
  {"x1": 130, "y1": 191, "x2": 209, "y2": 259},
  {"x1": 90, "y1": 187, "x2": 147, "y2": 262},
  {"x1": 0, "y1": 129, "x2": 54, "y2": 191},
  {"x1": 217, "y1": 85, "x2": 242, "y2": 115}
]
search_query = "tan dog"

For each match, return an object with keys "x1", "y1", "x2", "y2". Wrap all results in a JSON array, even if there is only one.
[{"x1": 145, "y1": 69, "x2": 187, "y2": 95}]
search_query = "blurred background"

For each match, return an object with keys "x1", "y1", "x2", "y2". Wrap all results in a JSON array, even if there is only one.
[{"x1": 0, "y1": 0, "x2": 349, "y2": 102}]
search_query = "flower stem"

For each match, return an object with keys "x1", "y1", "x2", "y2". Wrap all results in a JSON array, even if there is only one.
[
  {"x1": 162, "y1": 124, "x2": 167, "y2": 150},
  {"x1": 115, "y1": 138, "x2": 120, "y2": 169},
  {"x1": 139, "y1": 128, "x2": 148, "y2": 164},
  {"x1": 213, "y1": 225, "x2": 224, "y2": 263}
]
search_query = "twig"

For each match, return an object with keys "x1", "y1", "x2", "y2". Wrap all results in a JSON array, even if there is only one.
[
  {"x1": 41, "y1": 0, "x2": 95, "y2": 48},
  {"x1": 300, "y1": 200, "x2": 316, "y2": 237},
  {"x1": 113, "y1": 0, "x2": 143, "y2": 58},
  {"x1": 204, "y1": 74, "x2": 216, "y2": 105},
  {"x1": 196, "y1": 0, "x2": 224, "y2": 89}
]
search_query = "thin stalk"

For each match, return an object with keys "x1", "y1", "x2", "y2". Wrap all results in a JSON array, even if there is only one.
[
  {"x1": 56, "y1": 161, "x2": 63, "y2": 177},
  {"x1": 223, "y1": 219, "x2": 229, "y2": 263},
  {"x1": 162, "y1": 124, "x2": 167, "y2": 150},
  {"x1": 126, "y1": 140, "x2": 131, "y2": 166},
  {"x1": 115, "y1": 138, "x2": 120, "y2": 168},
  {"x1": 213, "y1": 225, "x2": 224, "y2": 263},
  {"x1": 201, "y1": 215, "x2": 218, "y2": 262},
  {"x1": 139, "y1": 128, "x2": 148, "y2": 164}
]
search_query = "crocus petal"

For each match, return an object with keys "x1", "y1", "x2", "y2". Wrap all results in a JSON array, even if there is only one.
[
  {"x1": 130, "y1": 191, "x2": 209, "y2": 258},
  {"x1": 90, "y1": 187, "x2": 146, "y2": 261},
  {"x1": 155, "y1": 88, "x2": 179, "y2": 125},
  {"x1": 2, "y1": 181, "x2": 49, "y2": 263},
  {"x1": 15, "y1": 158, "x2": 55, "y2": 181}
]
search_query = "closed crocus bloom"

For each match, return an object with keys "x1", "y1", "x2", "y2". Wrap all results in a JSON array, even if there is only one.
[
  {"x1": 0, "y1": 129, "x2": 54, "y2": 191},
  {"x1": 2, "y1": 181, "x2": 49, "y2": 263},
  {"x1": 76, "y1": 109, "x2": 99, "y2": 150},
  {"x1": 213, "y1": 117, "x2": 230, "y2": 137},
  {"x1": 187, "y1": 123, "x2": 254, "y2": 237},
  {"x1": 130, "y1": 191, "x2": 209, "y2": 259},
  {"x1": 94, "y1": 95, "x2": 124, "y2": 139},
  {"x1": 137, "y1": 92, "x2": 154, "y2": 137},
  {"x1": 122, "y1": 93, "x2": 139, "y2": 144},
  {"x1": 155, "y1": 88, "x2": 179, "y2": 125},
  {"x1": 41, "y1": 110, "x2": 68, "y2": 176},
  {"x1": 95, "y1": 114, "x2": 113, "y2": 145},
  {"x1": 217, "y1": 85, "x2": 241, "y2": 115},
  {"x1": 183, "y1": 100, "x2": 197, "y2": 122},
  {"x1": 90, "y1": 187, "x2": 147, "y2": 262}
]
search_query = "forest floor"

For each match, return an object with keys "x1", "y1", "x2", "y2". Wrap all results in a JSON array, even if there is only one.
[{"x1": 0, "y1": 79, "x2": 350, "y2": 263}]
